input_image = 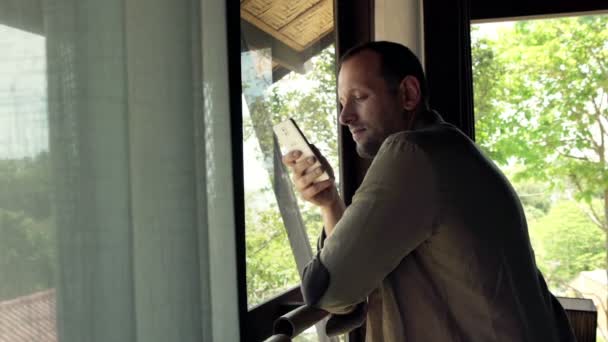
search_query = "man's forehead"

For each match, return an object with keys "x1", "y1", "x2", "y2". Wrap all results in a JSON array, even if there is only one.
[
  {"x1": 338, "y1": 51, "x2": 383, "y2": 91},
  {"x1": 340, "y1": 50, "x2": 382, "y2": 73}
]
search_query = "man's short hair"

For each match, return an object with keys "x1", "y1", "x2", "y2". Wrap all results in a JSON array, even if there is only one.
[{"x1": 340, "y1": 41, "x2": 429, "y2": 102}]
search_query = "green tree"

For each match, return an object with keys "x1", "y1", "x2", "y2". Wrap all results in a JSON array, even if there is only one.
[
  {"x1": 474, "y1": 16, "x2": 607, "y2": 227},
  {"x1": 529, "y1": 200, "x2": 605, "y2": 292},
  {"x1": 246, "y1": 201, "x2": 300, "y2": 306},
  {"x1": 471, "y1": 26, "x2": 509, "y2": 162},
  {"x1": 0, "y1": 152, "x2": 55, "y2": 300},
  {"x1": 472, "y1": 15, "x2": 608, "y2": 329},
  {"x1": 243, "y1": 47, "x2": 340, "y2": 305},
  {"x1": 0, "y1": 209, "x2": 54, "y2": 300},
  {"x1": 244, "y1": 48, "x2": 339, "y2": 169},
  {"x1": 0, "y1": 152, "x2": 51, "y2": 219},
  {"x1": 513, "y1": 179, "x2": 552, "y2": 220}
]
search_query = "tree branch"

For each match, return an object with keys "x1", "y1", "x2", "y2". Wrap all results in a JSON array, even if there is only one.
[
  {"x1": 570, "y1": 174, "x2": 606, "y2": 231},
  {"x1": 600, "y1": 113, "x2": 608, "y2": 137},
  {"x1": 593, "y1": 96, "x2": 607, "y2": 132},
  {"x1": 596, "y1": 95, "x2": 606, "y2": 163},
  {"x1": 575, "y1": 201, "x2": 605, "y2": 231},
  {"x1": 592, "y1": 94, "x2": 603, "y2": 117},
  {"x1": 518, "y1": 192, "x2": 548, "y2": 198},
  {"x1": 585, "y1": 93, "x2": 607, "y2": 155},
  {"x1": 252, "y1": 230, "x2": 283, "y2": 255},
  {"x1": 558, "y1": 151, "x2": 591, "y2": 162},
  {"x1": 587, "y1": 129, "x2": 603, "y2": 152}
]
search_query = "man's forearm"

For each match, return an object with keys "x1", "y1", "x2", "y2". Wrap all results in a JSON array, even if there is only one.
[{"x1": 321, "y1": 199, "x2": 346, "y2": 237}]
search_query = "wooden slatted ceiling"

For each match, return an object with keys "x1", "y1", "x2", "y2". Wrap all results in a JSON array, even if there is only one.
[{"x1": 241, "y1": 0, "x2": 334, "y2": 52}]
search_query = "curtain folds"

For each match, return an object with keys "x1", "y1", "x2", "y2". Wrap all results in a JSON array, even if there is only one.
[{"x1": 40, "y1": 0, "x2": 240, "y2": 341}]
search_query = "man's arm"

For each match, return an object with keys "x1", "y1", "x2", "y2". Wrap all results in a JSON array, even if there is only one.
[
  {"x1": 321, "y1": 197, "x2": 346, "y2": 238},
  {"x1": 302, "y1": 133, "x2": 440, "y2": 314}
]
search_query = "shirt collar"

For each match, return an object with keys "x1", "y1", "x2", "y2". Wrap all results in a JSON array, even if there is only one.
[{"x1": 411, "y1": 109, "x2": 445, "y2": 131}]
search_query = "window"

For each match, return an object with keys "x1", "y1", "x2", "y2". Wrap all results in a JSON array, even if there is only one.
[
  {"x1": 240, "y1": 0, "x2": 340, "y2": 309},
  {"x1": 242, "y1": 46, "x2": 339, "y2": 307},
  {"x1": 239, "y1": 1, "x2": 349, "y2": 341},
  {"x1": 472, "y1": 14, "x2": 608, "y2": 340},
  {"x1": 0, "y1": 24, "x2": 55, "y2": 340}
]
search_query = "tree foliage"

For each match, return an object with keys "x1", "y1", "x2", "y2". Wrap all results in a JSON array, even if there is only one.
[
  {"x1": 529, "y1": 200, "x2": 605, "y2": 292},
  {"x1": 246, "y1": 202, "x2": 300, "y2": 306},
  {"x1": 473, "y1": 16, "x2": 607, "y2": 221},
  {"x1": 0, "y1": 152, "x2": 55, "y2": 300},
  {"x1": 243, "y1": 47, "x2": 340, "y2": 306},
  {"x1": 472, "y1": 15, "x2": 608, "y2": 330}
]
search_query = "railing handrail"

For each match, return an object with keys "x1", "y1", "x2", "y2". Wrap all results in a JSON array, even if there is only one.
[{"x1": 264, "y1": 302, "x2": 368, "y2": 341}]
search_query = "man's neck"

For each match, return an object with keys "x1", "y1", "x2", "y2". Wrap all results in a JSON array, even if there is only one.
[{"x1": 411, "y1": 107, "x2": 443, "y2": 131}]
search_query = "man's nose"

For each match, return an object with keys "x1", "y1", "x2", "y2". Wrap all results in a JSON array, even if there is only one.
[{"x1": 339, "y1": 103, "x2": 356, "y2": 126}]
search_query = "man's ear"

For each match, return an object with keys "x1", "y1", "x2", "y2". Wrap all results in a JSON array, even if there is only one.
[{"x1": 399, "y1": 76, "x2": 422, "y2": 111}]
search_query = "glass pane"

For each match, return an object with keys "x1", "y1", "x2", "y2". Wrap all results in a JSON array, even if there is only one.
[
  {"x1": 0, "y1": 24, "x2": 56, "y2": 340},
  {"x1": 472, "y1": 15, "x2": 608, "y2": 340},
  {"x1": 240, "y1": 0, "x2": 339, "y2": 309}
]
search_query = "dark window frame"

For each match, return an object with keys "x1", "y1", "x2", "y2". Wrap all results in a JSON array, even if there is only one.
[{"x1": 423, "y1": 0, "x2": 608, "y2": 139}]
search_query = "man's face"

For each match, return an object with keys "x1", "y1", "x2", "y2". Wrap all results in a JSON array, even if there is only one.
[{"x1": 338, "y1": 50, "x2": 409, "y2": 158}]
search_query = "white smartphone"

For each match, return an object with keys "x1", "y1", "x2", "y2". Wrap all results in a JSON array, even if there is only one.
[{"x1": 273, "y1": 118, "x2": 330, "y2": 183}]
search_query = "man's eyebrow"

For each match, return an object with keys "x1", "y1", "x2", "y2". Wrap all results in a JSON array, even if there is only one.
[{"x1": 338, "y1": 92, "x2": 351, "y2": 103}]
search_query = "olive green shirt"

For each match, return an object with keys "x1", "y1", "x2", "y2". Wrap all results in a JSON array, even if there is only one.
[{"x1": 302, "y1": 111, "x2": 574, "y2": 341}]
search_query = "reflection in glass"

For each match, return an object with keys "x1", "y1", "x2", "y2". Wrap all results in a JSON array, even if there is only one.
[
  {"x1": 242, "y1": 46, "x2": 339, "y2": 307},
  {"x1": 240, "y1": 0, "x2": 339, "y2": 313}
]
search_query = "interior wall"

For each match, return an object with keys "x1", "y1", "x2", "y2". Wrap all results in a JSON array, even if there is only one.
[{"x1": 374, "y1": 0, "x2": 425, "y2": 65}]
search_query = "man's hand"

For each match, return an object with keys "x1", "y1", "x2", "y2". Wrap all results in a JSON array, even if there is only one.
[
  {"x1": 282, "y1": 149, "x2": 339, "y2": 208},
  {"x1": 282, "y1": 147, "x2": 346, "y2": 237}
]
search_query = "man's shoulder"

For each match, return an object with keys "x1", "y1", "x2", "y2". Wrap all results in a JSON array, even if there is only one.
[{"x1": 385, "y1": 122, "x2": 467, "y2": 148}]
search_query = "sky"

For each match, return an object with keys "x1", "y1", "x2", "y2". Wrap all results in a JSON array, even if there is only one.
[
  {"x1": 471, "y1": 21, "x2": 515, "y2": 40},
  {"x1": 0, "y1": 24, "x2": 47, "y2": 160}
]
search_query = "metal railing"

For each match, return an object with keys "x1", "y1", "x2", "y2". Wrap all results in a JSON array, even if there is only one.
[
  {"x1": 262, "y1": 297, "x2": 597, "y2": 342},
  {"x1": 264, "y1": 303, "x2": 367, "y2": 341}
]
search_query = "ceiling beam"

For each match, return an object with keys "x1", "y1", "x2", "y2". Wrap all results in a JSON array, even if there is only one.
[{"x1": 241, "y1": 19, "x2": 334, "y2": 75}]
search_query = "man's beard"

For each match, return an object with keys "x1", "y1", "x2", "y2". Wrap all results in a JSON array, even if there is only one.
[
  {"x1": 355, "y1": 109, "x2": 419, "y2": 159},
  {"x1": 355, "y1": 138, "x2": 383, "y2": 159}
]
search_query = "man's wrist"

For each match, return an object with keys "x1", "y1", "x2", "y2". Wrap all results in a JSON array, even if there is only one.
[
  {"x1": 321, "y1": 198, "x2": 344, "y2": 215},
  {"x1": 320, "y1": 198, "x2": 345, "y2": 237}
]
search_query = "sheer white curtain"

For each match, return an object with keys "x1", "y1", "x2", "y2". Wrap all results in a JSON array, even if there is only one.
[{"x1": 0, "y1": 0, "x2": 240, "y2": 341}]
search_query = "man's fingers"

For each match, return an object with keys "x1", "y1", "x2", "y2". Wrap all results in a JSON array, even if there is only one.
[
  {"x1": 305, "y1": 166, "x2": 326, "y2": 184},
  {"x1": 283, "y1": 151, "x2": 316, "y2": 176},
  {"x1": 293, "y1": 156, "x2": 316, "y2": 175},
  {"x1": 282, "y1": 150, "x2": 302, "y2": 166},
  {"x1": 310, "y1": 144, "x2": 334, "y2": 179},
  {"x1": 301, "y1": 179, "x2": 333, "y2": 199},
  {"x1": 294, "y1": 166, "x2": 325, "y2": 190}
]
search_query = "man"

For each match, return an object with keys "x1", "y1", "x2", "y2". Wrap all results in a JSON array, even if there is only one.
[{"x1": 282, "y1": 41, "x2": 575, "y2": 341}]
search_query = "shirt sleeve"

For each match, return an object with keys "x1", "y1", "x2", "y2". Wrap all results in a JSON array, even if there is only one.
[
  {"x1": 302, "y1": 133, "x2": 440, "y2": 313},
  {"x1": 317, "y1": 227, "x2": 327, "y2": 251}
]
